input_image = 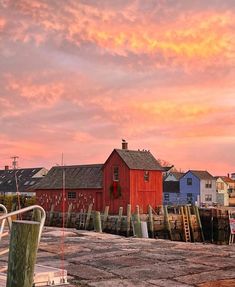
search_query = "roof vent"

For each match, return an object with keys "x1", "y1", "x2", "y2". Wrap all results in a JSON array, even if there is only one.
[{"x1": 122, "y1": 139, "x2": 128, "y2": 150}]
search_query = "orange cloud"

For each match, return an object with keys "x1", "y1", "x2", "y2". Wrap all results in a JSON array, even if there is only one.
[{"x1": 5, "y1": 74, "x2": 64, "y2": 106}]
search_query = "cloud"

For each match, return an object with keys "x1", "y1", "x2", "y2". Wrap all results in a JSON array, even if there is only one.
[{"x1": 0, "y1": 0, "x2": 234, "y2": 174}]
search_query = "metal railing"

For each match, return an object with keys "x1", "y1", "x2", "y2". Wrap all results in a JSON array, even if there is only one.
[{"x1": 0, "y1": 204, "x2": 46, "y2": 248}]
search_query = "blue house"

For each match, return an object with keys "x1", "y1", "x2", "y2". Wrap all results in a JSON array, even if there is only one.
[{"x1": 179, "y1": 170, "x2": 216, "y2": 206}]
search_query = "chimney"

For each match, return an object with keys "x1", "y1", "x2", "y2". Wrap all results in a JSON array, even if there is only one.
[
  {"x1": 227, "y1": 173, "x2": 230, "y2": 178},
  {"x1": 122, "y1": 139, "x2": 128, "y2": 150},
  {"x1": 5, "y1": 165, "x2": 9, "y2": 170}
]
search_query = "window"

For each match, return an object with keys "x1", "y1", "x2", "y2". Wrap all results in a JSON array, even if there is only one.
[
  {"x1": 205, "y1": 194, "x2": 212, "y2": 201},
  {"x1": 187, "y1": 193, "x2": 193, "y2": 204},
  {"x1": 24, "y1": 181, "x2": 30, "y2": 185},
  {"x1": 144, "y1": 171, "x2": 149, "y2": 181},
  {"x1": 113, "y1": 166, "x2": 119, "y2": 181},
  {"x1": 205, "y1": 180, "x2": 212, "y2": 188},
  {"x1": 68, "y1": 192, "x2": 76, "y2": 199},
  {"x1": 164, "y1": 193, "x2": 169, "y2": 201},
  {"x1": 187, "y1": 178, "x2": 192, "y2": 185},
  {"x1": 217, "y1": 182, "x2": 224, "y2": 190},
  {"x1": 7, "y1": 180, "x2": 11, "y2": 184},
  {"x1": 30, "y1": 181, "x2": 36, "y2": 185}
]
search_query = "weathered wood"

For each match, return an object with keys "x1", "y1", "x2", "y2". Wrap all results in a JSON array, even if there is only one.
[
  {"x1": 126, "y1": 204, "x2": 131, "y2": 237},
  {"x1": 85, "y1": 204, "x2": 93, "y2": 230},
  {"x1": 32, "y1": 209, "x2": 42, "y2": 222},
  {"x1": 148, "y1": 205, "x2": 154, "y2": 238},
  {"x1": 194, "y1": 206, "x2": 205, "y2": 242},
  {"x1": 103, "y1": 206, "x2": 109, "y2": 230},
  {"x1": 164, "y1": 205, "x2": 172, "y2": 240},
  {"x1": 49, "y1": 204, "x2": 54, "y2": 226},
  {"x1": 66, "y1": 204, "x2": 73, "y2": 228},
  {"x1": 116, "y1": 207, "x2": 123, "y2": 234},
  {"x1": 6, "y1": 220, "x2": 40, "y2": 287},
  {"x1": 94, "y1": 211, "x2": 102, "y2": 233},
  {"x1": 134, "y1": 205, "x2": 140, "y2": 223}
]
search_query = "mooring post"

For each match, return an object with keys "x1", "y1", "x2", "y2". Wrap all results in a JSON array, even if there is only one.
[
  {"x1": 32, "y1": 208, "x2": 42, "y2": 222},
  {"x1": 66, "y1": 203, "x2": 73, "y2": 228},
  {"x1": 148, "y1": 205, "x2": 154, "y2": 238},
  {"x1": 85, "y1": 203, "x2": 93, "y2": 230},
  {"x1": 126, "y1": 204, "x2": 131, "y2": 237},
  {"x1": 116, "y1": 207, "x2": 123, "y2": 234},
  {"x1": 103, "y1": 206, "x2": 109, "y2": 230},
  {"x1": 133, "y1": 205, "x2": 142, "y2": 238},
  {"x1": 49, "y1": 204, "x2": 54, "y2": 226},
  {"x1": 6, "y1": 220, "x2": 40, "y2": 287},
  {"x1": 94, "y1": 211, "x2": 102, "y2": 232},
  {"x1": 135, "y1": 205, "x2": 140, "y2": 222}
]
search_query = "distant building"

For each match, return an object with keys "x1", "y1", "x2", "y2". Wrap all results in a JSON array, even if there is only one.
[
  {"x1": 0, "y1": 167, "x2": 48, "y2": 196},
  {"x1": 215, "y1": 176, "x2": 235, "y2": 206},
  {"x1": 179, "y1": 170, "x2": 216, "y2": 206},
  {"x1": 35, "y1": 164, "x2": 103, "y2": 212},
  {"x1": 163, "y1": 172, "x2": 184, "y2": 205},
  {"x1": 34, "y1": 141, "x2": 164, "y2": 214}
]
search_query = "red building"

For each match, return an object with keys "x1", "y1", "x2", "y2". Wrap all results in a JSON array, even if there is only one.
[
  {"x1": 35, "y1": 164, "x2": 103, "y2": 212},
  {"x1": 35, "y1": 142, "x2": 163, "y2": 214}
]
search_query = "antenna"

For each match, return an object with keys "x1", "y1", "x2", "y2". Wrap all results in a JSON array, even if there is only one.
[{"x1": 11, "y1": 156, "x2": 19, "y2": 170}]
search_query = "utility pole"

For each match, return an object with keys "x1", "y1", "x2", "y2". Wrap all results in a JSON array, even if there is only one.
[{"x1": 11, "y1": 156, "x2": 19, "y2": 170}]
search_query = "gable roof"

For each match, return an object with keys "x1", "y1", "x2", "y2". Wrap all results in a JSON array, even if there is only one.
[
  {"x1": 33, "y1": 164, "x2": 103, "y2": 190},
  {"x1": 169, "y1": 172, "x2": 184, "y2": 181},
  {"x1": 215, "y1": 176, "x2": 235, "y2": 184},
  {"x1": 0, "y1": 167, "x2": 46, "y2": 193},
  {"x1": 114, "y1": 149, "x2": 164, "y2": 171},
  {"x1": 187, "y1": 170, "x2": 214, "y2": 180}
]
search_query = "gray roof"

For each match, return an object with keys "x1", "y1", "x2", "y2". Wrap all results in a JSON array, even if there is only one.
[
  {"x1": 188, "y1": 170, "x2": 215, "y2": 180},
  {"x1": 34, "y1": 164, "x2": 103, "y2": 190},
  {"x1": 170, "y1": 172, "x2": 184, "y2": 180},
  {"x1": 115, "y1": 149, "x2": 164, "y2": 171},
  {"x1": 0, "y1": 168, "x2": 45, "y2": 194}
]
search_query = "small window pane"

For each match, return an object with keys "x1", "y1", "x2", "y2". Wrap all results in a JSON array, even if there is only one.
[
  {"x1": 113, "y1": 166, "x2": 119, "y2": 181},
  {"x1": 68, "y1": 192, "x2": 76, "y2": 199},
  {"x1": 144, "y1": 171, "x2": 149, "y2": 181},
  {"x1": 187, "y1": 178, "x2": 192, "y2": 185}
]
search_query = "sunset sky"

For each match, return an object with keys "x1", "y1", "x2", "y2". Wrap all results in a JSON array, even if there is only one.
[{"x1": 0, "y1": 0, "x2": 234, "y2": 175}]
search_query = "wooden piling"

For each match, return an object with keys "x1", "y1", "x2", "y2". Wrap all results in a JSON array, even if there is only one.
[
  {"x1": 164, "y1": 205, "x2": 172, "y2": 240},
  {"x1": 32, "y1": 208, "x2": 42, "y2": 222},
  {"x1": 6, "y1": 220, "x2": 40, "y2": 287},
  {"x1": 135, "y1": 205, "x2": 140, "y2": 223},
  {"x1": 94, "y1": 211, "x2": 102, "y2": 233},
  {"x1": 103, "y1": 206, "x2": 109, "y2": 230},
  {"x1": 66, "y1": 204, "x2": 73, "y2": 228},
  {"x1": 85, "y1": 204, "x2": 93, "y2": 230},
  {"x1": 148, "y1": 205, "x2": 154, "y2": 238},
  {"x1": 194, "y1": 206, "x2": 205, "y2": 242},
  {"x1": 126, "y1": 204, "x2": 131, "y2": 237},
  {"x1": 49, "y1": 204, "x2": 54, "y2": 226},
  {"x1": 116, "y1": 207, "x2": 123, "y2": 234}
]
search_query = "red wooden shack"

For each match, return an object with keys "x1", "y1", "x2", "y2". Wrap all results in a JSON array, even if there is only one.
[
  {"x1": 35, "y1": 142, "x2": 163, "y2": 214},
  {"x1": 103, "y1": 143, "x2": 163, "y2": 214}
]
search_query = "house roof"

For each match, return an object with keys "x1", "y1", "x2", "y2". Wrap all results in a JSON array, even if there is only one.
[
  {"x1": 163, "y1": 181, "x2": 180, "y2": 193},
  {"x1": 215, "y1": 176, "x2": 235, "y2": 184},
  {"x1": 162, "y1": 165, "x2": 174, "y2": 172},
  {"x1": 114, "y1": 149, "x2": 164, "y2": 171},
  {"x1": 33, "y1": 164, "x2": 103, "y2": 190},
  {"x1": 169, "y1": 172, "x2": 184, "y2": 180},
  {"x1": 0, "y1": 167, "x2": 46, "y2": 194},
  {"x1": 188, "y1": 170, "x2": 214, "y2": 180}
]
